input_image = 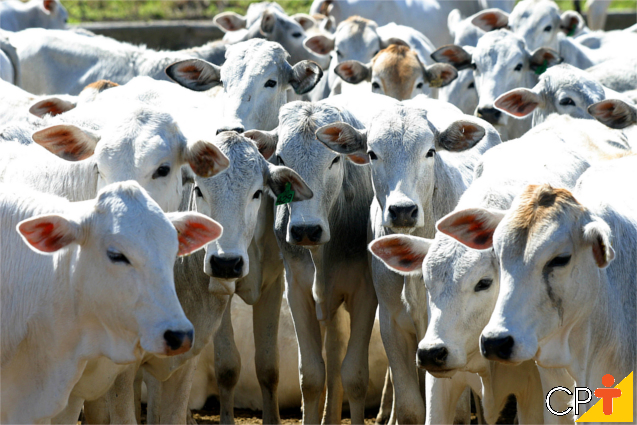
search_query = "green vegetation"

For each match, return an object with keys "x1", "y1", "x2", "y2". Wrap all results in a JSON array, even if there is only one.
[{"x1": 60, "y1": 0, "x2": 635, "y2": 24}]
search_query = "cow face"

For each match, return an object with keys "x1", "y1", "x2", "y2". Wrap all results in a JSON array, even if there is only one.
[
  {"x1": 31, "y1": 101, "x2": 229, "y2": 212},
  {"x1": 166, "y1": 40, "x2": 323, "y2": 132},
  {"x1": 38, "y1": 0, "x2": 68, "y2": 29},
  {"x1": 191, "y1": 132, "x2": 311, "y2": 294},
  {"x1": 495, "y1": 64, "x2": 608, "y2": 125},
  {"x1": 432, "y1": 31, "x2": 562, "y2": 139},
  {"x1": 305, "y1": 16, "x2": 381, "y2": 64},
  {"x1": 317, "y1": 106, "x2": 485, "y2": 233},
  {"x1": 18, "y1": 182, "x2": 222, "y2": 358},
  {"x1": 438, "y1": 69, "x2": 478, "y2": 115}
]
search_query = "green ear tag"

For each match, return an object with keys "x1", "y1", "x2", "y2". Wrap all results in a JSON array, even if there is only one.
[
  {"x1": 567, "y1": 27, "x2": 576, "y2": 37},
  {"x1": 276, "y1": 182, "x2": 295, "y2": 205},
  {"x1": 534, "y1": 59, "x2": 548, "y2": 76}
]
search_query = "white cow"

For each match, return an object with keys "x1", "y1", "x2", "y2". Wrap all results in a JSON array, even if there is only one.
[
  {"x1": 0, "y1": 181, "x2": 222, "y2": 423},
  {"x1": 0, "y1": 31, "x2": 19, "y2": 85},
  {"x1": 245, "y1": 101, "x2": 377, "y2": 425},
  {"x1": 368, "y1": 130, "x2": 595, "y2": 424},
  {"x1": 316, "y1": 98, "x2": 500, "y2": 424},
  {"x1": 7, "y1": 28, "x2": 227, "y2": 95},
  {"x1": 586, "y1": 57, "x2": 637, "y2": 93},
  {"x1": 453, "y1": 155, "x2": 637, "y2": 416},
  {"x1": 494, "y1": 64, "x2": 634, "y2": 126},
  {"x1": 213, "y1": 2, "x2": 330, "y2": 69},
  {"x1": 308, "y1": 0, "x2": 503, "y2": 48},
  {"x1": 332, "y1": 44, "x2": 458, "y2": 100},
  {"x1": 0, "y1": 0, "x2": 67, "y2": 31},
  {"x1": 432, "y1": 30, "x2": 562, "y2": 140}
]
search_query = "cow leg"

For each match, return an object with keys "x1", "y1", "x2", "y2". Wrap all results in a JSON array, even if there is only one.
[
  {"x1": 84, "y1": 396, "x2": 110, "y2": 424},
  {"x1": 375, "y1": 368, "x2": 393, "y2": 425},
  {"x1": 134, "y1": 368, "x2": 143, "y2": 424},
  {"x1": 253, "y1": 276, "x2": 284, "y2": 425},
  {"x1": 50, "y1": 395, "x2": 84, "y2": 424},
  {"x1": 285, "y1": 260, "x2": 325, "y2": 425},
  {"x1": 342, "y1": 287, "x2": 376, "y2": 425},
  {"x1": 322, "y1": 306, "x2": 347, "y2": 425},
  {"x1": 425, "y1": 373, "x2": 468, "y2": 425},
  {"x1": 214, "y1": 297, "x2": 241, "y2": 425},
  {"x1": 158, "y1": 359, "x2": 199, "y2": 424},
  {"x1": 144, "y1": 370, "x2": 162, "y2": 425},
  {"x1": 107, "y1": 365, "x2": 139, "y2": 424}
]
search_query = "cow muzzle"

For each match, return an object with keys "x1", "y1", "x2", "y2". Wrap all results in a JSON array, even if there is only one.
[
  {"x1": 163, "y1": 328, "x2": 194, "y2": 356},
  {"x1": 388, "y1": 203, "x2": 419, "y2": 229},
  {"x1": 208, "y1": 255, "x2": 245, "y2": 279},
  {"x1": 289, "y1": 224, "x2": 325, "y2": 246},
  {"x1": 476, "y1": 106, "x2": 502, "y2": 125},
  {"x1": 480, "y1": 334, "x2": 515, "y2": 362}
]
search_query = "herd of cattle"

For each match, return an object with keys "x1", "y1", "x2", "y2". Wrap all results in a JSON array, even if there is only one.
[{"x1": 1, "y1": 0, "x2": 636, "y2": 424}]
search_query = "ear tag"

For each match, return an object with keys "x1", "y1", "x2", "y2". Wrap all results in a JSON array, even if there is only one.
[
  {"x1": 429, "y1": 77, "x2": 444, "y2": 88},
  {"x1": 534, "y1": 59, "x2": 548, "y2": 75},
  {"x1": 567, "y1": 27, "x2": 576, "y2": 37},
  {"x1": 276, "y1": 182, "x2": 295, "y2": 205}
]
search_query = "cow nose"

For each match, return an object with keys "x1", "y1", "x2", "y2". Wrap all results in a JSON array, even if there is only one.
[
  {"x1": 164, "y1": 329, "x2": 193, "y2": 355},
  {"x1": 209, "y1": 255, "x2": 244, "y2": 279},
  {"x1": 290, "y1": 225, "x2": 323, "y2": 245},
  {"x1": 216, "y1": 126, "x2": 245, "y2": 135},
  {"x1": 388, "y1": 204, "x2": 418, "y2": 228},
  {"x1": 417, "y1": 346, "x2": 448, "y2": 369},
  {"x1": 476, "y1": 107, "x2": 502, "y2": 125},
  {"x1": 481, "y1": 335, "x2": 514, "y2": 361}
]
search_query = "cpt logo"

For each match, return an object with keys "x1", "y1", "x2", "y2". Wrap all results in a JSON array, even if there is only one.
[{"x1": 545, "y1": 372, "x2": 633, "y2": 422}]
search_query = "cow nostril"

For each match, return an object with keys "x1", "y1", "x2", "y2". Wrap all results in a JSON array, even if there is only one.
[
  {"x1": 308, "y1": 225, "x2": 322, "y2": 242},
  {"x1": 209, "y1": 255, "x2": 244, "y2": 278},
  {"x1": 410, "y1": 205, "x2": 419, "y2": 218},
  {"x1": 388, "y1": 204, "x2": 418, "y2": 227},
  {"x1": 417, "y1": 346, "x2": 448, "y2": 369},
  {"x1": 290, "y1": 226, "x2": 304, "y2": 242},
  {"x1": 389, "y1": 207, "x2": 398, "y2": 220},
  {"x1": 164, "y1": 330, "x2": 186, "y2": 351},
  {"x1": 481, "y1": 335, "x2": 515, "y2": 360}
]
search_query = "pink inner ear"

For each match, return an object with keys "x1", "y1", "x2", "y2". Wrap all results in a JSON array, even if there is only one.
[
  {"x1": 372, "y1": 238, "x2": 424, "y2": 272},
  {"x1": 496, "y1": 93, "x2": 538, "y2": 117},
  {"x1": 20, "y1": 221, "x2": 69, "y2": 253},
  {"x1": 347, "y1": 153, "x2": 369, "y2": 165},
  {"x1": 440, "y1": 214, "x2": 495, "y2": 249},
  {"x1": 591, "y1": 236, "x2": 606, "y2": 267},
  {"x1": 306, "y1": 38, "x2": 331, "y2": 55},
  {"x1": 177, "y1": 221, "x2": 222, "y2": 256},
  {"x1": 188, "y1": 142, "x2": 229, "y2": 178}
]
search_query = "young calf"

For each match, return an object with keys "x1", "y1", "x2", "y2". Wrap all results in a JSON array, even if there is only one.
[
  {"x1": 317, "y1": 98, "x2": 499, "y2": 424},
  {"x1": 448, "y1": 157, "x2": 637, "y2": 416},
  {"x1": 0, "y1": 181, "x2": 221, "y2": 424}
]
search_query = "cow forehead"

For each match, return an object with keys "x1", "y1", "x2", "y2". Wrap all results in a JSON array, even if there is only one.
[
  {"x1": 367, "y1": 107, "x2": 435, "y2": 153},
  {"x1": 496, "y1": 184, "x2": 584, "y2": 258},
  {"x1": 224, "y1": 39, "x2": 290, "y2": 77},
  {"x1": 475, "y1": 31, "x2": 527, "y2": 65},
  {"x1": 510, "y1": 0, "x2": 559, "y2": 26},
  {"x1": 373, "y1": 47, "x2": 422, "y2": 95},
  {"x1": 540, "y1": 65, "x2": 605, "y2": 101}
]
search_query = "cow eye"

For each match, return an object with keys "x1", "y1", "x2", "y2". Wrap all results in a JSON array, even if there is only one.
[
  {"x1": 416, "y1": 82, "x2": 424, "y2": 89},
  {"x1": 514, "y1": 63, "x2": 523, "y2": 72},
  {"x1": 292, "y1": 32, "x2": 303, "y2": 38},
  {"x1": 253, "y1": 189, "x2": 263, "y2": 199},
  {"x1": 152, "y1": 165, "x2": 170, "y2": 179},
  {"x1": 265, "y1": 80, "x2": 277, "y2": 88},
  {"x1": 474, "y1": 278, "x2": 492, "y2": 292},
  {"x1": 368, "y1": 151, "x2": 378, "y2": 160},
  {"x1": 372, "y1": 82, "x2": 380, "y2": 90},
  {"x1": 546, "y1": 254, "x2": 571, "y2": 268},
  {"x1": 194, "y1": 186, "x2": 203, "y2": 198},
  {"x1": 426, "y1": 148, "x2": 436, "y2": 158},
  {"x1": 276, "y1": 155, "x2": 285, "y2": 166},
  {"x1": 107, "y1": 249, "x2": 130, "y2": 265},
  {"x1": 559, "y1": 97, "x2": 575, "y2": 106},
  {"x1": 330, "y1": 156, "x2": 341, "y2": 168},
  {"x1": 335, "y1": 49, "x2": 342, "y2": 57},
  {"x1": 544, "y1": 25, "x2": 552, "y2": 32},
  {"x1": 468, "y1": 81, "x2": 475, "y2": 89}
]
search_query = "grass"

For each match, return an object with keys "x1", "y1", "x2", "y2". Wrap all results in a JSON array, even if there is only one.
[{"x1": 59, "y1": 0, "x2": 636, "y2": 24}]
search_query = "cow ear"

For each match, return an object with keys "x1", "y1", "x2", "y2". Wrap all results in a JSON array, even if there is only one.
[
  {"x1": 448, "y1": 9, "x2": 462, "y2": 36},
  {"x1": 289, "y1": 60, "x2": 323, "y2": 95},
  {"x1": 369, "y1": 235, "x2": 432, "y2": 275},
  {"x1": 588, "y1": 99, "x2": 637, "y2": 129},
  {"x1": 431, "y1": 45, "x2": 474, "y2": 71},
  {"x1": 304, "y1": 34, "x2": 335, "y2": 55},
  {"x1": 244, "y1": 129, "x2": 279, "y2": 160},
  {"x1": 495, "y1": 88, "x2": 542, "y2": 118},
  {"x1": 166, "y1": 59, "x2": 222, "y2": 92},
  {"x1": 266, "y1": 164, "x2": 313, "y2": 202},
  {"x1": 334, "y1": 61, "x2": 371, "y2": 84},
  {"x1": 437, "y1": 120, "x2": 485, "y2": 152},
  {"x1": 32, "y1": 124, "x2": 100, "y2": 161},
  {"x1": 184, "y1": 140, "x2": 229, "y2": 178},
  {"x1": 42, "y1": 0, "x2": 57, "y2": 13},
  {"x1": 529, "y1": 48, "x2": 562, "y2": 72},
  {"x1": 471, "y1": 8, "x2": 509, "y2": 31},
  {"x1": 560, "y1": 11, "x2": 583, "y2": 36},
  {"x1": 18, "y1": 214, "x2": 80, "y2": 253},
  {"x1": 292, "y1": 13, "x2": 317, "y2": 31},
  {"x1": 582, "y1": 220, "x2": 615, "y2": 268},
  {"x1": 260, "y1": 9, "x2": 278, "y2": 35},
  {"x1": 29, "y1": 97, "x2": 76, "y2": 118},
  {"x1": 424, "y1": 63, "x2": 458, "y2": 88},
  {"x1": 213, "y1": 12, "x2": 247, "y2": 32},
  {"x1": 168, "y1": 212, "x2": 223, "y2": 257},
  {"x1": 315, "y1": 122, "x2": 369, "y2": 165},
  {"x1": 437, "y1": 208, "x2": 505, "y2": 250}
]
